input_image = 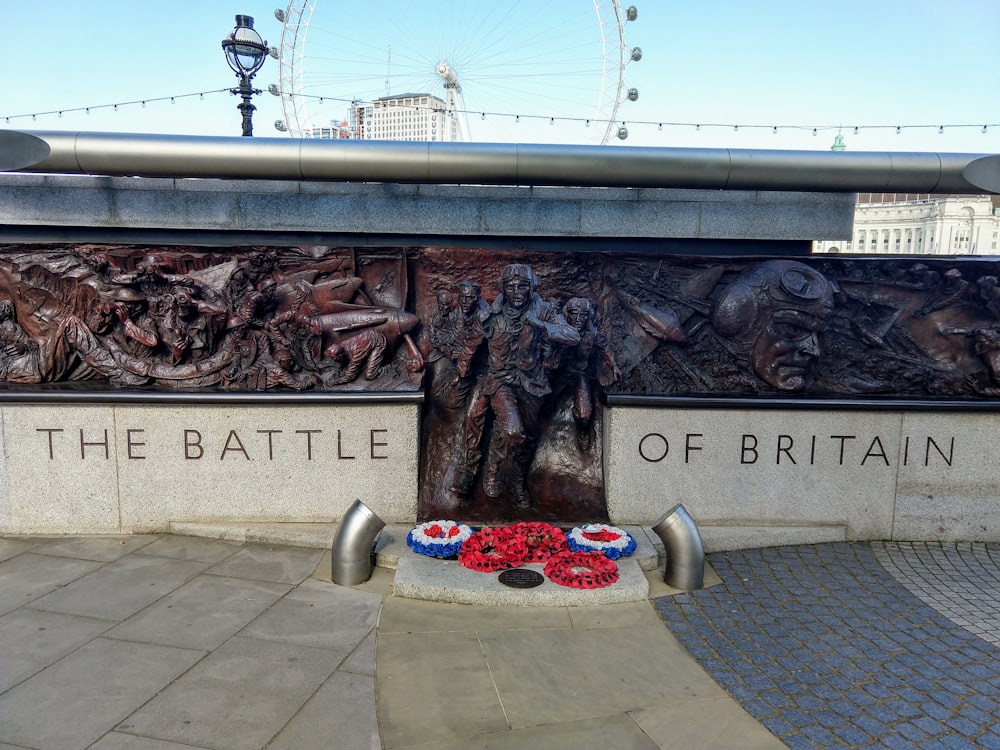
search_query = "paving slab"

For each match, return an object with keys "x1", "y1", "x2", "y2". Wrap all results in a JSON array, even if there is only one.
[
  {"x1": 376, "y1": 630, "x2": 509, "y2": 748},
  {"x1": 138, "y1": 535, "x2": 245, "y2": 563},
  {"x1": 106, "y1": 574, "x2": 291, "y2": 650},
  {"x1": 0, "y1": 637, "x2": 205, "y2": 750},
  {"x1": 89, "y1": 733, "x2": 215, "y2": 750},
  {"x1": 375, "y1": 596, "x2": 740, "y2": 749},
  {"x1": 30, "y1": 534, "x2": 160, "y2": 562},
  {"x1": 238, "y1": 577, "x2": 381, "y2": 654},
  {"x1": 0, "y1": 607, "x2": 116, "y2": 692},
  {"x1": 267, "y1": 671, "x2": 380, "y2": 750},
  {"x1": 27, "y1": 554, "x2": 210, "y2": 620},
  {"x1": 0, "y1": 552, "x2": 104, "y2": 616},
  {"x1": 480, "y1": 624, "x2": 728, "y2": 730},
  {"x1": 341, "y1": 628, "x2": 377, "y2": 675},
  {"x1": 390, "y1": 713, "x2": 660, "y2": 750},
  {"x1": 566, "y1": 599, "x2": 664, "y2": 629},
  {"x1": 205, "y1": 544, "x2": 325, "y2": 584},
  {"x1": 629, "y1": 698, "x2": 786, "y2": 749},
  {"x1": 118, "y1": 635, "x2": 343, "y2": 750},
  {"x1": 0, "y1": 536, "x2": 48, "y2": 562},
  {"x1": 377, "y1": 595, "x2": 572, "y2": 634}
]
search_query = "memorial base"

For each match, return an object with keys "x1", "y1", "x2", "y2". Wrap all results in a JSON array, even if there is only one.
[{"x1": 0, "y1": 401, "x2": 420, "y2": 535}]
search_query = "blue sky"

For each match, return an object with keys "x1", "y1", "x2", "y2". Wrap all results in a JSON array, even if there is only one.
[{"x1": 2, "y1": 0, "x2": 997, "y2": 153}]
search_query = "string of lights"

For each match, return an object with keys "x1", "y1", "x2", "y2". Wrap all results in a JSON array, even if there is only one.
[
  {"x1": 1, "y1": 90, "x2": 232, "y2": 124},
  {"x1": 2, "y1": 89, "x2": 996, "y2": 137}
]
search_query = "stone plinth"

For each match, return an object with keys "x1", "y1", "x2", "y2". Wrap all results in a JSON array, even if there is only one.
[
  {"x1": 0, "y1": 402, "x2": 419, "y2": 534},
  {"x1": 392, "y1": 555, "x2": 650, "y2": 606},
  {"x1": 606, "y1": 405, "x2": 1000, "y2": 544}
]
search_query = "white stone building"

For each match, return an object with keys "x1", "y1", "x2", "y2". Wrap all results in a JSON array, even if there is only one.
[
  {"x1": 304, "y1": 94, "x2": 461, "y2": 141},
  {"x1": 814, "y1": 194, "x2": 1000, "y2": 255},
  {"x1": 347, "y1": 93, "x2": 461, "y2": 142}
]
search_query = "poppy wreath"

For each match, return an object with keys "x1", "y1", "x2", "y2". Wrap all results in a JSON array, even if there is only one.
[
  {"x1": 543, "y1": 550, "x2": 620, "y2": 589},
  {"x1": 566, "y1": 523, "x2": 637, "y2": 560},
  {"x1": 504, "y1": 522, "x2": 568, "y2": 563},
  {"x1": 458, "y1": 526, "x2": 526, "y2": 572},
  {"x1": 406, "y1": 520, "x2": 474, "y2": 559}
]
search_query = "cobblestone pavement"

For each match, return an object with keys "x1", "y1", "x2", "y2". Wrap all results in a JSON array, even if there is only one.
[{"x1": 654, "y1": 543, "x2": 1000, "y2": 749}]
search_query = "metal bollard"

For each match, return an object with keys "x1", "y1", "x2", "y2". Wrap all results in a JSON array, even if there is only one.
[
  {"x1": 651, "y1": 504, "x2": 705, "y2": 590},
  {"x1": 331, "y1": 499, "x2": 386, "y2": 586}
]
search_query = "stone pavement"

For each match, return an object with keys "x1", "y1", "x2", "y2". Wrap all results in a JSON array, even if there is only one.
[
  {"x1": 0, "y1": 535, "x2": 998, "y2": 749},
  {"x1": 0, "y1": 535, "x2": 379, "y2": 750}
]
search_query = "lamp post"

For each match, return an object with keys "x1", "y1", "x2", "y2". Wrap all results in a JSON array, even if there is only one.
[{"x1": 221, "y1": 15, "x2": 268, "y2": 137}]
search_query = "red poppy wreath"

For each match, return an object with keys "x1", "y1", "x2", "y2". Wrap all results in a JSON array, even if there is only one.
[
  {"x1": 543, "y1": 549, "x2": 620, "y2": 589},
  {"x1": 458, "y1": 527, "x2": 525, "y2": 572}
]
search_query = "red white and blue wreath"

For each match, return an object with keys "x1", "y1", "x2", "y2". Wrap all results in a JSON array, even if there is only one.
[
  {"x1": 407, "y1": 520, "x2": 474, "y2": 559},
  {"x1": 566, "y1": 523, "x2": 636, "y2": 560}
]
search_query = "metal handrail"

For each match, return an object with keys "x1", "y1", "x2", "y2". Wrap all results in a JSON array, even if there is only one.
[{"x1": 2, "y1": 129, "x2": 997, "y2": 194}]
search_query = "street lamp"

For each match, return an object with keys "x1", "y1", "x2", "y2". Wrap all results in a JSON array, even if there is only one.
[{"x1": 221, "y1": 15, "x2": 268, "y2": 137}]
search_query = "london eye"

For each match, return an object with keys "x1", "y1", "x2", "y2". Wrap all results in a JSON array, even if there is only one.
[{"x1": 273, "y1": 1, "x2": 640, "y2": 144}]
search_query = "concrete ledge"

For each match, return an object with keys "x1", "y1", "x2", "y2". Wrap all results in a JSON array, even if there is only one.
[
  {"x1": 167, "y1": 519, "x2": 850, "y2": 562},
  {"x1": 167, "y1": 521, "x2": 658, "y2": 571},
  {"x1": 392, "y1": 554, "x2": 649, "y2": 606},
  {"x1": 168, "y1": 521, "x2": 336, "y2": 549},
  {"x1": 700, "y1": 524, "x2": 848, "y2": 552},
  {"x1": 0, "y1": 174, "x2": 855, "y2": 240},
  {"x1": 638, "y1": 524, "x2": 848, "y2": 557}
]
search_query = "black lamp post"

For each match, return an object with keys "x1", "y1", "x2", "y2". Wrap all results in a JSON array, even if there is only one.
[{"x1": 221, "y1": 15, "x2": 268, "y2": 137}]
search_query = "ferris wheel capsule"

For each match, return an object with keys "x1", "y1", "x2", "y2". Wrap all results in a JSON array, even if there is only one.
[
  {"x1": 436, "y1": 61, "x2": 458, "y2": 85},
  {"x1": 617, "y1": 125, "x2": 629, "y2": 140}
]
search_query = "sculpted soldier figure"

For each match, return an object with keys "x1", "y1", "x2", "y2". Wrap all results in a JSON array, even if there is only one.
[
  {"x1": 433, "y1": 280, "x2": 488, "y2": 408},
  {"x1": 325, "y1": 329, "x2": 388, "y2": 384},
  {"x1": 0, "y1": 300, "x2": 41, "y2": 383},
  {"x1": 428, "y1": 290, "x2": 456, "y2": 356},
  {"x1": 220, "y1": 328, "x2": 314, "y2": 391},
  {"x1": 557, "y1": 297, "x2": 622, "y2": 451},
  {"x1": 427, "y1": 290, "x2": 456, "y2": 397},
  {"x1": 450, "y1": 264, "x2": 580, "y2": 509},
  {"x1": 710, "y1": 260, "x2": 836, "y2": 392}
]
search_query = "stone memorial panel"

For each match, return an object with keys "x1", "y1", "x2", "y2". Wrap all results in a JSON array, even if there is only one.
[
  {"x1": 606, "y1": 406, "x2": 995, "y2": 540},
  {"x1": 0, "y1": 403, "x2": 419, "y2": 534}
]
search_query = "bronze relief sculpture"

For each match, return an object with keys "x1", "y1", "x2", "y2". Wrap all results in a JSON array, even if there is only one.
[
  {"x1": 0, "y1": 246, "x2": 422, "y2": 392},
  {"x1": 2, "y1": 242, "x2": 1000, "y2": 523}
]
